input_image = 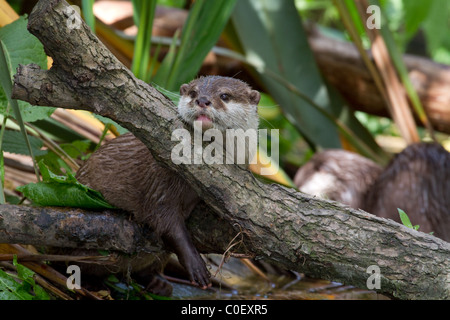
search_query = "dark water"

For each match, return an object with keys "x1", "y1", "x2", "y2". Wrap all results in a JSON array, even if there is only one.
[{"x1": 169, "y1": 255, "x2": 388, "y2": 300}]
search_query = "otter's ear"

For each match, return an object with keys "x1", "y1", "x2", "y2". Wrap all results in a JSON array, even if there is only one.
[
  {"x1": 180, "y1": 84, "x2": 189, "y2": 96},
  {"x1": 249, "y1": 90, "x2": 261, "y2": 106}
]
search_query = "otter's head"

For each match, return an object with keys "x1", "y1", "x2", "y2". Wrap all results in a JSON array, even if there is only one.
[{"x1": 178, "y1": 76, "x2": 260, "y2": 132}]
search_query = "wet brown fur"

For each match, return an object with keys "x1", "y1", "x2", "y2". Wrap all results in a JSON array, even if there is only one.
[
  {"x1": 363, "y1": 143, "x2": 450, "y2": 241},
  {"x1": 295, "y1": 143, "x2": 450, "y2": 241},
  {"x1": 294, "y1": 150, "x2": 382, "y2": 209}
]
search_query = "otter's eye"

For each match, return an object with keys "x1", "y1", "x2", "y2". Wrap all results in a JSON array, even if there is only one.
[
  {"x1": 220, "y1": 93, "x2": 231, "y2": 102},
  {"x1": 189, "y1": 91, "x2": 197, "y2": 99}
]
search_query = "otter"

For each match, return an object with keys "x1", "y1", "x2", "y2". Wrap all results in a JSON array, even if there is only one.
[
  {"x1": 294, "y1": 150, "x2": 383, "y2": 209},
  {"x1": 363, "y1": 143, "x2": 450, "y2": 241},
  {"x1": 294, "y1": 144, "x2": 450, "y2": 241},
  {"x1": 75, "y1": 76, "x2": 260, "y2": 294}
]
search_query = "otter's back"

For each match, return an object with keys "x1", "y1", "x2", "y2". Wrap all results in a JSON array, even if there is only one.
[
  {"x1": 76, "y1": 133, "x2": 199, "y2": 228},
  {"x1": 363, "y1": 143, "x2": 450, "y2": 241}
]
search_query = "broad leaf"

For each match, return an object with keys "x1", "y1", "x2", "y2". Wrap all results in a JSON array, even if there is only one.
[
  {"x1": 17, "y1": 161, "x2": 115, "y2": 209},
  {"x1": 154, "y1": 0, "x2": 238, "y2": 91},
  {"x1": 0, "y1": 16, "x2": 54, "y2": 122},
  {"x1": 231, "y1": 0, "x2": 387, "y2": 159},
  {"x1": 2, "y1": 130, "x2": 47, "y2": 156},
  {"x1": 398, "y1": 208, "x2": 415, "y2": 230}
]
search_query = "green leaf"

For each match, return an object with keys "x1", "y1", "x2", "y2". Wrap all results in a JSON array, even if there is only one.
[
  {"x1": 0, "y1": 256, "x2": 51, "y2": 300},
  {"x1": 31, "y1": 283, "x2": 51, "y2": 300},
  {"x1": 0, "y1": 16, "x2": 55, "y2": 122},
  {"x1": 17, "y1": 161, "x2": 115, "y2": 209},
  {"x1": 0, "y1": 41, "x2": 41, "y2": 180},
  {"x1": 61, "y1": 140, "x2": 91, "y2": 159},
  {"x1": 0, "y1": 258, "x2": 49, "y2": 301},
  {"x1": 398, "y1": 208, "x2": 415, "y2": 230},
  {"x1": 422, "y1": 0, "x2": 450, "y2": 62},
  {"x1": 17, "y1": 181, "x2": 115, "y2": 209},
  {"x1": 151, "y1": 82, "x2": 180, "y2": 105},
  {"x1": 107, "y1": 274, "x2": 120, "y2": 283},
  {"x1": 35, "y1": 140, "x2": 91, "y2": 176},
  {"x1": 12, "y1": 255, "x2": 49, "y2": 300},
  {"x1": 131, "y1": 0, "x2": 157, "y2": 81},
  {"x1": 152, "y1": 29, "x2": 180, "y2": 87},
  {"x1": 0, "y1": 268, "x2": 34, "y2": 300},
  {"x1": 154, "y1": 0, "x2": 237, "y2": 90},
  {"x1": 82, "y1": 0, "x2": 96, "y2": 34},
  {"x1": 93, "y1": 114, "x2": 129, "y2": 135},
  {"x1": 5, "y1": 194, "x2": 21, "y2": 205},
  {"x1": 402, "y1": 0, "x2": 433, "y2": 43},
  {"x1": 0, "y1": 116, "x2": 6, "y2": 204},
  {"x1": 157, "y1": 0, "x2": 186, "y2": 8},
  {"x1": 2, "y1": 130, "x2": 47, "y2": 157}
]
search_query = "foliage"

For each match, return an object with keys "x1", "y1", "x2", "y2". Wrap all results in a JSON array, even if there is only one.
[
  {"x1": 296, "y1": 0, "x2": 450, "y2": 65},
  {"x1": 385, "y1": 0, "x2": 450, "y2": 64},
  {"x1": 152, "y1": 0, "x2": 238, "y2": 91},
  {"x1": 0, "y1": 16, "x2": 53, "y2": 122},
  {"x1": 131, "y1": 0, "x2": 157, "y2": 81},
  {"x1": 0, "y1": 0, "x2": 447, "y2": 205},
  {"x1": 397, "y1": 208, "x2": 434, "y2": 236},
  {"x1": 398, "y1": 208, "x2": 419, "y2": 231},
  {"x1": 0, "y1": 16, "x2": 48, "y2": 200},
  {"x1": 0, "y1": 13, "x2": 106, "y2": 205},
  {"x1": 230, "y1": 0, "x2": 386, "y2": 164},
  {"x1": 0, "y1": 0, "x2": 447, "y2": 199},
  {"x1": 17, "y1": 160, "x2": 115, "y2": 209},
  {"x1": 232, "y1": 0, "x2": 341, "y2": 150},
  {"x1": 0, "y1": 256, "x2": 50, "y2": 300},
  {"x1": 2, "y1": 129, "x2": 47, "y2": 157},
  {"x1": 0, "y1": 0, "x2": 447, "y2": 300},
  {"x1": 81, "y1": 0, "x2": 95, "y2": 34},
  {"x1": 157, "y1": 0, "x2": 186, "y2": 9}
]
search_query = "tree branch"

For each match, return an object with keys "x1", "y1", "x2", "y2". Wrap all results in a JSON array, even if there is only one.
[
  {"x1": 0, "y1": 203, "x2": 240, "y2": 256},
  {"x1": 0, "y1": 204, "x2": 162, "y2": 253},
  {"x1": 9, "y1": 0, "x2": 450, "y2": 299}
]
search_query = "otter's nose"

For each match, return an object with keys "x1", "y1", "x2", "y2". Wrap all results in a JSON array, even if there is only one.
[{"x1": 196, "y1": 97, "x2": 211, "y2": 108}]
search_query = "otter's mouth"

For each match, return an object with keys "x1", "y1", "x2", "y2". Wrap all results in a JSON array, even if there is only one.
[{"x1": 195, "y1": 113, "x2": 213, "y2": 130}]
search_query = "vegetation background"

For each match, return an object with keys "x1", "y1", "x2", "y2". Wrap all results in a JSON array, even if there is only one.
[{"x1": 0, "y1": 0, "x2": 448, "y2": 300}]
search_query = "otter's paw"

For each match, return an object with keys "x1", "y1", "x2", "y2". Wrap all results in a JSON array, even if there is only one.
[{"x1": 182, "y1": 254, "x2": 211, "y2": 289}]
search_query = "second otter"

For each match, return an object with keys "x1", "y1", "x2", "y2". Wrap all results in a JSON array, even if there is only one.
[
  {"x1": 75, "y1": 76, "x2": 260, "y2": 293},
  {"x1": 294, "y1": 144, "x2": 450, "y2": 241}
]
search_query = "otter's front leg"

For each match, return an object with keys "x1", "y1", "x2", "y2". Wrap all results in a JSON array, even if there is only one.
[{"x1": 161, "y1": 220, "x2": 211, "y2": 289}]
